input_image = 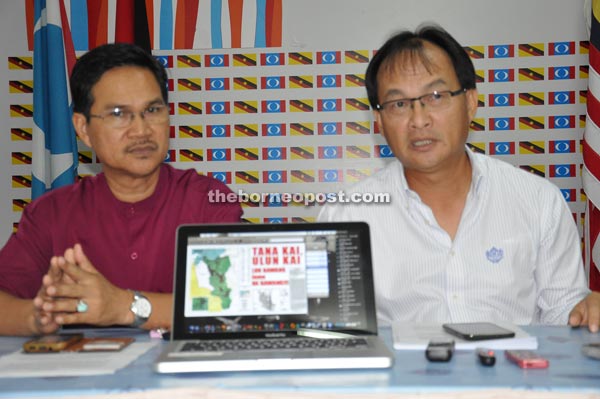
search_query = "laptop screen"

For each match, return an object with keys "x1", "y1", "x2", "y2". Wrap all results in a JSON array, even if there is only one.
[{"x1": 171, "y1": 222, "x2": 378, "y2": 340}]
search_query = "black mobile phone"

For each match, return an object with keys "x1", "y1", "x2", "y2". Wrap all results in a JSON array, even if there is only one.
[
  {"x1": 442, "y1": 322, "x2": 515, "y2": 341},
  {"x1": 425, "y1": 339, "x2": 455, "y2": 362}
]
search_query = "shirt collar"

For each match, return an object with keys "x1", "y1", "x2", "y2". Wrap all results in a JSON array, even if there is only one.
[
  {"x1": 465, "y1": 146, "x2": 484, "y2": 197},
  {"x1": 395, "y1": 146, "x2": 484, "y2": 198}
]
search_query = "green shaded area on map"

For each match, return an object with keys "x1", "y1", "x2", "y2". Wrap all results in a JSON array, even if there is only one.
[{"x1": 192, "y1": 249, "x2": 232, "y2": 309}]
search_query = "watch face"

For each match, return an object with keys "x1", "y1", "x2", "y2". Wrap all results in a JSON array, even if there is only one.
[{"x1": 133, "y1": 297, "x2": 152, "y2": 318}]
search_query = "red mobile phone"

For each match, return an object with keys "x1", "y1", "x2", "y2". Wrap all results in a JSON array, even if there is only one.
[{"x1": 505, "y1": 350, "x2": 549, "y2": 368}]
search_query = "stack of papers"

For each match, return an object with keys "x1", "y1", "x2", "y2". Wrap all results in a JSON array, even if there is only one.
[
  {"x1": 391, "y1": 321, "x2": 538, "y2": 350},
  {"x1": 0, "y1": 341, "x2": 158, "y2": 378}
]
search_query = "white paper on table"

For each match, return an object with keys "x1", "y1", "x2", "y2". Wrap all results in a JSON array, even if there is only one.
[
  {"x1": 392, "y1": 321, "x2": 538, "y2": 350},
  {"x1": 0, "y1": 341, "x2": 158, "y2": 378}
]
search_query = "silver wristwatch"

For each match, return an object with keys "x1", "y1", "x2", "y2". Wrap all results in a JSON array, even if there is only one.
[{"x1": 129, "y1": 290, "x2": 152, "y2": 327}]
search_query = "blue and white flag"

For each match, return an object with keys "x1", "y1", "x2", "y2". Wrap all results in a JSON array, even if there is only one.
[{"x1": 32, "y1": 0, "x2": 78, "y2": 199}]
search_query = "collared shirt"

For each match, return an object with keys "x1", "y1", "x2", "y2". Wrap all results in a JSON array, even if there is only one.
[
  {"x1": 318, "y1": 150, "x2": 589, "y2": 326},
  {"x1": 0, "y1": 164, "x2": 243, "y2": 298}
]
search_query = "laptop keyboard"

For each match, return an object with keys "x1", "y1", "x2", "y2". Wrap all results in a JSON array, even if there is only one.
[{"x1": 181, "y1": 337, "x2": 368, "y2": 352}]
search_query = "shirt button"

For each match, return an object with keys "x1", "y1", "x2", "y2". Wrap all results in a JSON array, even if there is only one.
[
  {"x1": 129, "y1": 207, "x2": 135, "y2": 215},
  {"x1": 130, "y1": 252, "x2": 138, "y2": 260},
  {"x1": 452, "y1": 294, "x2": 458, "y2": 300},
  {"x1": 449, "y1": 250, "x2": 455, "y2": 256}
]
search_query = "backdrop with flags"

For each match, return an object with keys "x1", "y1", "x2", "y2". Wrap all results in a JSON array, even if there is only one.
[
  {"x1": 31, "y1": 0, "x2": 79, "y2": 199},
  {"x1": 583, "y1": 0, "x2": 600, "y2": 290},
  {"x1": 25, "y1": 0, "x2": 283, "y2": 51}
]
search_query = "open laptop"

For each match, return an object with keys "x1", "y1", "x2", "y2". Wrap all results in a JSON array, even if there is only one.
[{"x1": 154, "y1": 221, "x2": 394, "y2": 373}]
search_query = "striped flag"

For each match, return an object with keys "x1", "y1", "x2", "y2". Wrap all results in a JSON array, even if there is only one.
[
  {"x1": 115, "y1": 0, "x2": 152, "y2": 53},
  {"x1": 27, "y1": 0, "x2": 283, "y2": 50},
  {"x1": 583, "y1": 0, "x2": 600, "y2": 290},
  {"x1": 31, "y1": 0, "x2": 78, "y2": 199}
]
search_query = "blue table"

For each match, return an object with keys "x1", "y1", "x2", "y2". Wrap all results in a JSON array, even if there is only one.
[{"x1": 0, "y1": 326, "x2": 599, "y2": 398}]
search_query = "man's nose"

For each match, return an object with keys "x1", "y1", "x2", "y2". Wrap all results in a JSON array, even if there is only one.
[
  {"x1": 408, "y1": 100, "x2": 431, "y2": 127},
  {"x1": 127, "y1": 112, "x2": 151, "y2": 133}
]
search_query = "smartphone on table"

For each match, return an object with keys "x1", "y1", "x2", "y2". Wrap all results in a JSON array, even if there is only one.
[
  {"x1": 22, "y1": 333, "x2": 83, "y2": 353},
  {"x1": 442, "y1": 322, "x2": 515, "y2": 341}
]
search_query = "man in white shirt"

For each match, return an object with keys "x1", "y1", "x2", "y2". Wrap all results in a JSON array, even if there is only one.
[{"x1": 318, "y1": 24, "x2": 600, "y2": 331}]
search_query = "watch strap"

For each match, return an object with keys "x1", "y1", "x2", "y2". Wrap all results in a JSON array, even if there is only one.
[{"x1": 129, "y1": 290, "x2": 151, "y2": 327}]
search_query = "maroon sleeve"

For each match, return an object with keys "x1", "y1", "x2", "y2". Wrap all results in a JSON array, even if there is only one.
[
  {"x1": 0, "y1": 200, "x2": 54, "y2": 298},
  {"x1": 202, "y1": 178, "x2": 244, "y2": 223}
]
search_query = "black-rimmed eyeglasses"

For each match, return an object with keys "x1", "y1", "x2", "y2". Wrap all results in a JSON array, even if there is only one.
[
  {"x1": 89, "y1": 104, "x2": 169, "y2": 129},
  {"x1": 375, "y1": 88, "x2": 467, "y2": 116}
]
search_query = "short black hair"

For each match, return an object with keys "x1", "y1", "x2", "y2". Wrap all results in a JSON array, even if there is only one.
[
  {"x1": 70, "y1": 43, "x2": 168, "y2": 119},
  {"x1": 365, "y1": 24, "x2": 476, "y2": 108}
]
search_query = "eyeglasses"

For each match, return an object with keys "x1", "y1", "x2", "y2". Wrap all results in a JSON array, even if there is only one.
[
  {"x1": 375, "y1": 88, "x2": 467, "y2": 116},
  {"x1": 89, "y1": 104, "x2": 169, "y2": 129}
]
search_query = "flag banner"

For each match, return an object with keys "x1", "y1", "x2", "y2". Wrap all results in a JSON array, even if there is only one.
[
  {"x1": 10, "y1": 2, "x2": 590, "y2": 243},
  {"x1": 206, "y1": 77, "x2": 230, "y2": 91},
  {"x1": 519, "y1": 141, "x2": 545, "y2": 155},
  {"x1": 489, "y1": 69, "x2": 514, "y2": 82},
  {"x1": 115, "y1": 0, "x2": 152, "y2": 53},
  {"x1": 262, "y1": 147, "x2": 286, "y2": 160},
  {"x1": 318, "y1": 122, "x2": 341, "y2": 135},
  {"x1": 11, "y1": 128, "x2": 33, "y2": 141},
  {"x1": 346, "y1": 121, "x2": 370, "y2": 135},
  {"x1": 26, "y1": 0, "x2": 283, "y2": 50},
  {"x1": 470, "y1": 118, "x2": 485, "y2": 131},
  {"x1": 263, "y1": 170, "x2": 287, "y2": 183},
  {"x1": 233, "y1": 53, "x2": 257, "y2": 66},
  {"x1": 234, "y1": 124, "x2": 258, "y2": 137},
  {"x1": 207, "y1": 124, "x2": 231, "y2": 138},
  {"x1": 234, "y1": 77, "x2": 257, "y2": 90},
  {"x1": 261, "y1": 123, "x2": 286, "y2": 136},
  {"x1": 32, "y1": 0, "x2": 79, "y2": 199},
  {"x1": 584, "y1": 0, "x2": 600, "y2": 290},
  {"x1": 8, "y1": 56, "x2": 33, "y2": 70},
  {"x1": 467, "y1": 142, "x2": 485, "y2": 154},
  {"x1": 488, "y1": 44, "x2": 514, "y2": 58},
  {"x1": 180, "y1": 125, "x2": 203, "y2": 138},
  {"x1": 375, "y1": 145, "x2": 394, "y2": 158},
  {"x1": 317, "y1": 51, "x2": 341, "y2": 64},
  {"x1": 464, "y1": 46, "x2": 484, "y2": 59},
  {"x1": 208, "y1": 171, "x2": 232, "y2": 185}
]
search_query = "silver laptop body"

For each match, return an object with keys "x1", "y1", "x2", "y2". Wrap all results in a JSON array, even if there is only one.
[{"x1": 154, "y1": 222, "x2": 394, "y2": 373}]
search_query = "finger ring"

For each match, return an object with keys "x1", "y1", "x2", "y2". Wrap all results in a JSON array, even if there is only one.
[{"x1": 76, "y1": 299, "x2": 88, "y2": 313}]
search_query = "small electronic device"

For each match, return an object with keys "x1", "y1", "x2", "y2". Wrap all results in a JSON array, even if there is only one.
[
  {"x1": 22, "y1": 333, "x2": 83, "y2": 353},
  {"x1": 425, "y1": 339, "x2": 455, "y2": 362},
  {"x1": 581, "y1": 343, "x2": 600, "y2": 360},
  {"x1": 476, "y1": 347, "x2": 496, "y2": 366},
  {"x1": 442, "y1": 322, "x2": 515, "y2": 341},
  {"x1": 505, "y1": 350, "x2": 549, "y2": 368}
]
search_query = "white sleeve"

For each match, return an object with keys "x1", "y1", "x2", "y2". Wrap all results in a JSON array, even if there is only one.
[{"x1": 535, "y1": 186, "x2": 590, "y2": 324}]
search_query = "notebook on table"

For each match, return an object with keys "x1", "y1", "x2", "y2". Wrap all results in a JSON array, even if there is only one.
[{"x1": 154, "y1": 221, "x2": 394, "y2": 373}]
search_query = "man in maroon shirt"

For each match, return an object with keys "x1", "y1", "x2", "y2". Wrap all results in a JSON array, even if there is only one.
[{"x1": 0, "y1": 43, "x2": 243, "y2": 336}]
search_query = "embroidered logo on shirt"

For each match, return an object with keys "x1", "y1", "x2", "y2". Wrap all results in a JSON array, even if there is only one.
[{"x1": 486, "y1": 247, "x2": 504, "y2": 263}]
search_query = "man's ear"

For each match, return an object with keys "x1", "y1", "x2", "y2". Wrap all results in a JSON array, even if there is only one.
[
  {"x1": 72, "y1": 112, "x2": 92, "y2": 148},
  {"x1": 373, "y1": 110, "x2": 383, "y2": 134},
  {"x1": 466, "y1": 88, "x2": 479, "y2": 122}
]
